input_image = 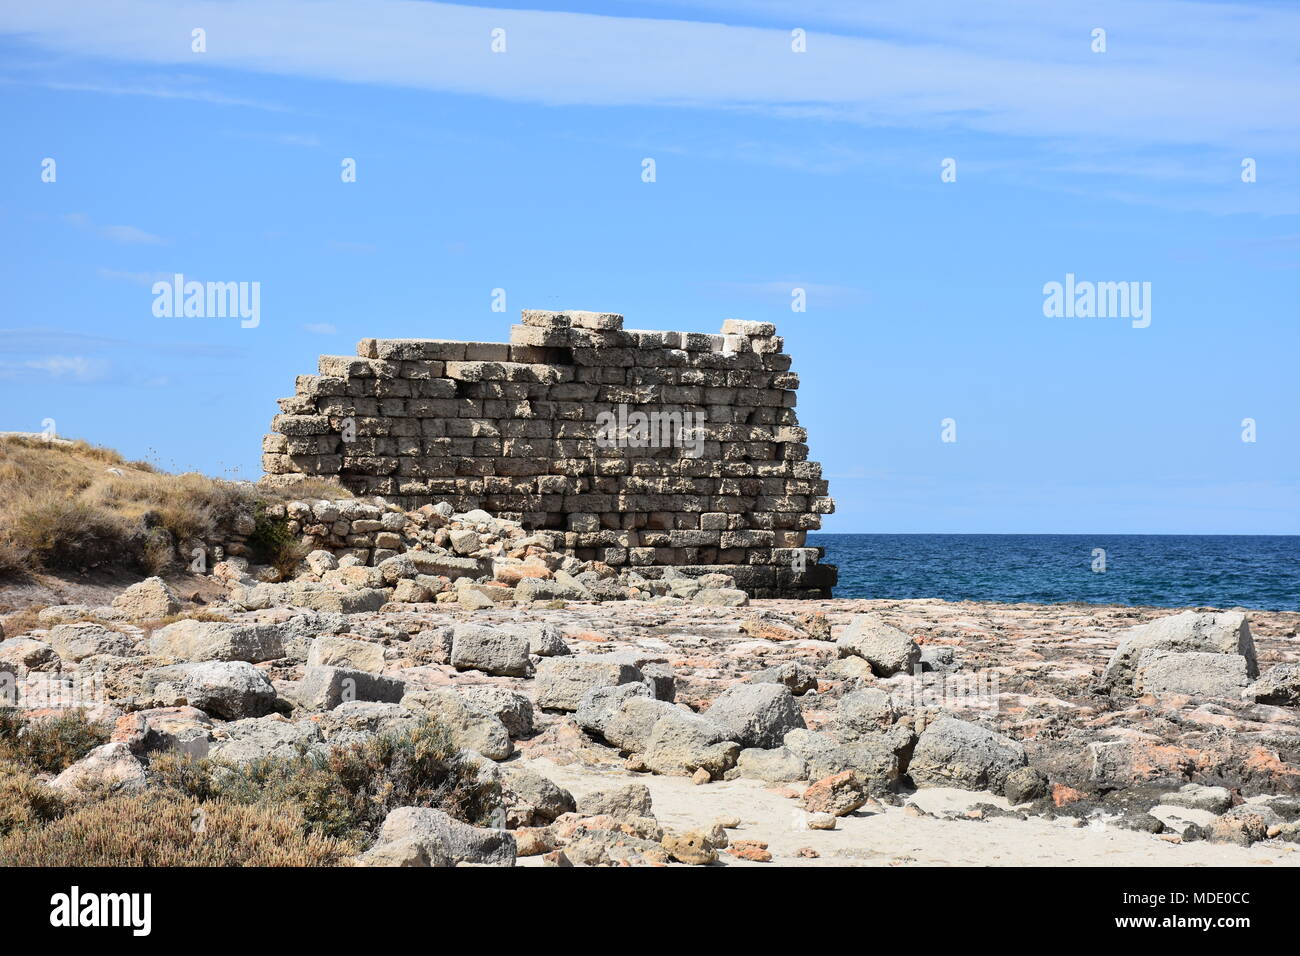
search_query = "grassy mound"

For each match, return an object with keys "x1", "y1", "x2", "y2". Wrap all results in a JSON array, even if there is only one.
[{"x1": 0, "y1": 435, "x2": 350, "y2": 578}]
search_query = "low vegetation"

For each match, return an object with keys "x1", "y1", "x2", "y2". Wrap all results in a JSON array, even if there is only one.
[
  {"x1": 0, "y1": 708, "x2": 112, "y2": 774},
  {"x1": 0, "y1": 795, "x2": 348, "y2": 866},
  {"x1": 0, "y1": 717, "x2": 495, "y2": 865},
  {"x1": 152, "y1": 718, "x2": 498, "y2": 845},
  {"x1": 0, "y1": 435, "x2": 351, "y2": 578}
]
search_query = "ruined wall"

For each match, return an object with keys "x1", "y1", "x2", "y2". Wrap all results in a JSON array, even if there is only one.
[{"x1": 261, "y1": 310, "x2": 836, "y2": 597}]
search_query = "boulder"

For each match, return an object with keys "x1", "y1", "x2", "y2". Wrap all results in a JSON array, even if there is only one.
[
  {"x1": 0, "y1": 637, "x2": 57, "y2": 673},
  {"x1": 602, "y1": 697, "x2": 678, "y2": 752},
  {"x1": 802, "y1": 770, "x2": 867, "y2": 816},
  {"x1": 642, "y1": 708, "x2": 739, "y2": 778},
  {"x1": 534, "y1": 655, "x2": 643, "y2": 711},
  {"x1": 1102, "y1": 610, "x2": 1257, "y2": 691},
  {"x1": 575, "y1": 682, "x2": 651, "y2": 741},
  {"x1": 1163, "y1": 783, "x2": 1233, "y2": 814},
  {"x1": 1003, "y1": 766, "x2": 1049, "y2": 804},
  {"x1": 837, "y1": 614, "x2": 920, "y2": 677},
  {"x1": 457, "y1": 686, "x2": 535, "y2": 738},
  {"x1": 748, "y1": 661, "x2": 817, "y2": 696},
  {"x1": 505, "y1": 622, "x2": 569, "y2": 657},
  {"x1": 704, "y1": 683, "x2": 805, "y2": 749},
  {"x1": 111, "y1": 577, "x2": 181, "y2": 621},
  {"x1": 499, "y1": 765, "x2": 576, "y2": 827},
  {"x1": 373, "y1": 807, "x2": 515, "y2": 866},
  {"x1": 180, "y1": 661, "x2": 278, "y2": 720},
  {"x1": 45, "y1": 622, "x2": 137, "y2": 662},
  {"x1": 726, "y1": 746, "x2": 807, "y2": 783},
  {"x1": 401, "y1": 689, "x2": 513, "y2": 760},
  {"x1": 207, "y1": 715, "x2": 324, "y2": 763},
  {"x1": 1208, "y1": 804, "x2": 1282, "y2": 847},
  {"x1": 449, "y1": 624, "x2": 531, "y2": 677},
  {"x1": 908, "y1": 716, "x2": 1026, "y2": 794},
  {"x1": 1249, "y1": 662, "x2": 1300, "y2": 705},
  {"x1": 837, "y1": 688, "x2": 897, "y2": 735},
  {"x1": 692, "y1": 588, "x2": 749, "y2": 607},
  {"x1": 576, "y1": 783, "x2": 654, "y2": 819},
  {"x1": 306, "y1": 634, "x2": 386, "y2": 673},
  {"x1": 297, "y1": 665, "x2": 405, "y2": 710},
  {"x1": 1133, "y1": 651, "x2": 1249, "y2": 699},
  {"x1": 149, "y1": 620, "x2": 285, "y2": 663},
  {"x1": 50, "y1": 742, "x2": 146, "y2": 796},
  {"x1": 661, "y1": 830, "x2": 716, "y2": 865}
]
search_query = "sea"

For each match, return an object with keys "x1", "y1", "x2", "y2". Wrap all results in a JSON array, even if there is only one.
[{"x1": 810, "y1": 534, "x2": 1300, "y2": 612}]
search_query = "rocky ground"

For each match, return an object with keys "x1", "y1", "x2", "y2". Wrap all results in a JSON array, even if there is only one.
[{"x1": 2, "y1": 504, "x2": 1298, "y2": 867}]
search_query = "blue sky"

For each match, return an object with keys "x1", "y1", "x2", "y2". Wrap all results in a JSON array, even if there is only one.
[{"x1": 1, "y1": 0, "x2": 1296, "y2": 533}]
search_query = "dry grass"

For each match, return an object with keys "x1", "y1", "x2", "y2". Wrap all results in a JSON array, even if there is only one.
[
  {"x1": 0, "y1": 435, "x2": 345, "y2": 577},
  {"x1": 151, "y1": 718, "x2": 499, "y2": 846},
  {"x1": 0, "y1": 708, "x2": 113, "y2": 774},
  {"x1": 0, "y1": 763, "x2": 68, "y2": 838},
  {"x1": 0, "y1": 794, "x2": 349, "y2": 866}
]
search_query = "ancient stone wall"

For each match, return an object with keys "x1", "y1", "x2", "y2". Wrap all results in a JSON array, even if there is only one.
[{"x1": 262, "y1": 310, "x2": 836, "y2": 597}]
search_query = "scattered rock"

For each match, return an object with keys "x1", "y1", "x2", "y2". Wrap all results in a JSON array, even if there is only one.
[{"x1": 837, "y1": 613, "x2": 920, "y2": 676}]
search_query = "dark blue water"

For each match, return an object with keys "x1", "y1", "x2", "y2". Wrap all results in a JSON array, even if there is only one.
[{"x1": 810, "y1": 534, "x2": 1300, "y2": 611}]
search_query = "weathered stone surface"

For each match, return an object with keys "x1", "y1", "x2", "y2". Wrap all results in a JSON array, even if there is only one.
[
  {"x1": 0, "y1": 637, "x2": 57, "y2": 672},
  {"x1": 576, "y1": 783, "x2": 654, "y2": 818},
  {"x1": 150, "y1": 620, "x2": 285, "y2": 663},
  {"x1": 1249, "y1": 662, "x2": 1300, "y2": 705},
  {"x1": 1102, "y1": 610, "x2": 1257, "y2": 691},
  {"x1": 704, "y1": 682, "x2": 805, "y2": 749},
  {"x1": 449, "y1": 624, "x2": 531, "y2": 677},
  {"x1": 374, "y1": 807, "x2": 516, "y2": 866},
  {"x1": 50, "y1": 742, "x2": 146, "y2": 796},
  {"x1": 643, "y1": 708, "x2": 739, "y2": 777},
  {"x1": 802, "y1": 770, "x2": 867, "y2": 816},
  {"x1": 457, "y1": 685, "x2": 535, "y2": 738},
  {"x1": 576, "y1": 681, "x2": 651, "y2": 741},
  {"x1": 837, "y1": 614, "x2": 920, "y2": 676},
  {"x1": 1003, "y1": 766, "x2": 1049, "y2": 804},
  {"x1": 500, "y1": 765, "x2": 576, "y2": 826},
  {"x1": 401, "y1": 688, "x2": 513, "y2": 760},
  {"x1": 180, "y1": 660, "x2": 278, "y2": 720},
  {"x1": 1163, "y1": 783, "x2": 1233, "y2": 814},
  {"x1": 1133, "y1": 650, "x2": 1250, "y2": 699},
  {"x1": 535, "y1": 655, "x2": 642, "y2": 711},
  {"x1": 298, "y1": 665, "x2": 405, "y2": 710},
  {"x1": 837, "y1": 688, "x2": 896, "y2": 735},
  {"x1": 1208, "y1": 804, "x2": 1282, "y2": 847},
  {"x1": 111, "y1": 576, "x2": 181, "y2": 621},
  {"x1": 908, "y1": 716, "x2": 1026, "y2": 794},
  {"x1": 46, "y1": 622, "x2": 136, "y2": 662},
  {"x1": 727, "y1": 746, "x2": 807, "y2": 783},
  {"x1": 307, "y1": 634, "x2": 385, "y2": 673},
  {"x1": 661, "y1": 830, "x2": 716, "y2": 865},
  {"x1": 207, "y1": 715, "x2": 323, "y2": 764}
]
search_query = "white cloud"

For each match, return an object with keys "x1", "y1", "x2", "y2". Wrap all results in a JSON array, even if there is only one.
[
  {"x1": 64, "y1": 212, "x2": 165, "y2": 245},
  {"x1": 0, "y1": 0, "x2": 1294, "y2": 150}
]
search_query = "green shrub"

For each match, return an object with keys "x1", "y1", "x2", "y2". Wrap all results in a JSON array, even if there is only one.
[{"x1": 247, "y1": 505, "x2": 307, "y2": 579}]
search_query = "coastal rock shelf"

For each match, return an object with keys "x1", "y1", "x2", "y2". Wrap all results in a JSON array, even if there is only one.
[{"x1": 262, "y1": 311, "x2": 836, "y2": 598}]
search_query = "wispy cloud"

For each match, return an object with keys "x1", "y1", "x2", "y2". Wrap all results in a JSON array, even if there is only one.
[
  {"x1": 64, "y1": 212, "x2": 165, "y2": 245},
  {"x1": 0, "y1": 327, "x2": 246, "y2": 359},
  {"x1": 0, "y1": 0, "x2": 1293, "y2": 150}
]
